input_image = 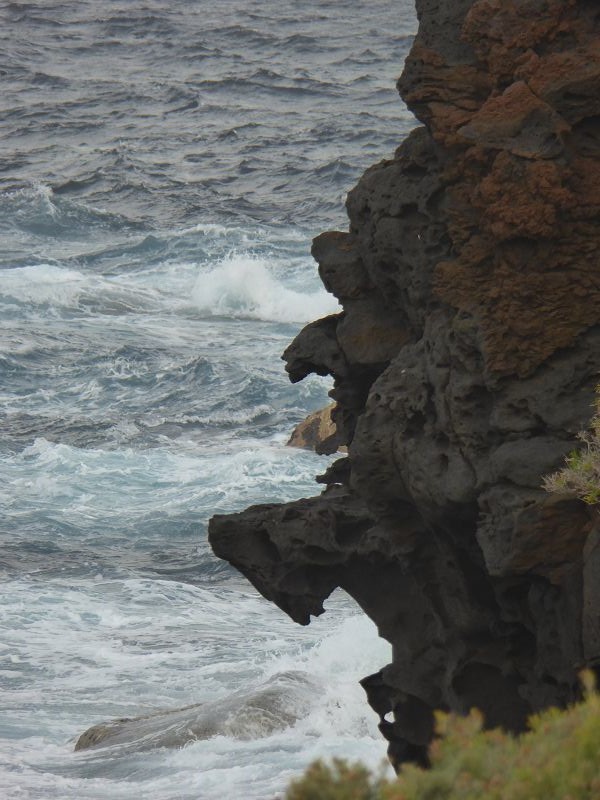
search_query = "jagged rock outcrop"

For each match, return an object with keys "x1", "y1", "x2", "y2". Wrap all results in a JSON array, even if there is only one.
[{"x1": 210, "y1": 0, "x2": 600, "y2": 767}]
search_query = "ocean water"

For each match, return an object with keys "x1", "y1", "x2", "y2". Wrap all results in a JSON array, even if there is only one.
[{"x1": 0, "y1": 2, "x2": 416, "y2": 798}]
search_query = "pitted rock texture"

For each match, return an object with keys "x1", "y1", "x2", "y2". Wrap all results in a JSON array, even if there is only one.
[{"x1": 210, "y1": 0, "x2": 600, "y2": 768}]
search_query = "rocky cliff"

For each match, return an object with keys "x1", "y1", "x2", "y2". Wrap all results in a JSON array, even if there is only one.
[{"x1": 209, "y1": 0, "x2": 600, "y2": 766}]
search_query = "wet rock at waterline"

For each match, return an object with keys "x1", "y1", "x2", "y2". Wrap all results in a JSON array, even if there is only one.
[
  {"x1": 287, "y1": 403, "x2": 347, "y2": 454},
  {"x1": 210, "y1": 0, "x2": 600, "y2": 768},
  {"x1": 75, "y1": 671, "x2": 317, "y2": 752}
]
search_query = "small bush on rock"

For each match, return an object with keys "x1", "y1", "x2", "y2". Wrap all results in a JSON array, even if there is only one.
[
  {"x1": 285, "y1": 678, "x2": 600, "y2": 800},
  {"x1": 544, "y1": 386, "x2": 600, "y2": 505}
]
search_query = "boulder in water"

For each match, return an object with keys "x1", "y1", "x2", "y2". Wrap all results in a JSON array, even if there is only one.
[
  {"x1": 75, "y1": 670, "x2": 317, "y2": 753},
  {"x1": 287, "y1": 403, "x2": 346, "y2": 454}
]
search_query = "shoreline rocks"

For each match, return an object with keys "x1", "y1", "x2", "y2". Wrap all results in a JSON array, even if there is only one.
[{"x1": 210, "y1": 0, "x2": 600, "y2": 767}]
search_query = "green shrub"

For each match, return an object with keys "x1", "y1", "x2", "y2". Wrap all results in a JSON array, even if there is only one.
[
  {"x1": 285, "y1": 759, "x2": 384, "y2": 800},
  {"x1": 285, "y1": 679, "x2": 600, "y2": 800},
  {"x1": 543, "y1": 385, "x2": 600, "y2": 505}
]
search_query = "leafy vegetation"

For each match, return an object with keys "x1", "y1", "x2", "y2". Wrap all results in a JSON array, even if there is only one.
[
  {"x1": 285, "y1": 676, "x2": 600, "y2": 800},
  {"x1": 543, "y1": 386, "x2": 600, "y2": 505}
]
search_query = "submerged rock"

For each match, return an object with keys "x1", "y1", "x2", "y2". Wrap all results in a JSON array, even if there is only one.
[
  {"x1": 210, "y1": 0, "x2": 600, "y2": 768},
  {"x1": 75, "y1": 671, "x2": 316, "y2": 752}
]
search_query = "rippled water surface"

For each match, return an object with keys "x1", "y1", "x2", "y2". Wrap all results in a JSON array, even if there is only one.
[{"x1": 1, "y1": 2, "x2": 415, "y2": 797}]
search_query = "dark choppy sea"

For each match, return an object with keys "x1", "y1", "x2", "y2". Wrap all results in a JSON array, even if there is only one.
[{"x1": 0, "y1": 2, "x2": 416, "y2": 797}]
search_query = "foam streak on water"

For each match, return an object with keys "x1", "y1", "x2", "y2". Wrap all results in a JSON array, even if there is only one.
[{"x1": 1, "y1": 1, "x2": 415, "y2": 797}]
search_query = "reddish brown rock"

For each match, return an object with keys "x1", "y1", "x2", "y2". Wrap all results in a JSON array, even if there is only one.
[{"x1": 457, "y1": 81, "x2": 569, "y2": 158}]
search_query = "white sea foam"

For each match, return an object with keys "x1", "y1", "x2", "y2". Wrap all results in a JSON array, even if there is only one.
[
  {"x1": 191, "y1": 253, "x2": 339, "y2": 323},
  {"x1": 3, "y1": 436, "x2": 332, "y2": 535},
  {"x1": 0, "y1": 263, "x2": 160, "y2": 313},
  {"x1": 0, "y1": 577, "x2": 391, "y2": 800},
  {"x1": 2, "y1": 251, "x2": 337, "y2": 325},
  {"x1": 1, "y1": 264, "x2": 90, "y2": 307},
  {"x1": 177, "y1": 222, "x2": 307, "y2": 244}
]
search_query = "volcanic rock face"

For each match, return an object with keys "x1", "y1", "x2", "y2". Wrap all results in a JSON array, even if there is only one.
[{"x1": 210, "y1": 0, "x2": 600, "y2": 766}]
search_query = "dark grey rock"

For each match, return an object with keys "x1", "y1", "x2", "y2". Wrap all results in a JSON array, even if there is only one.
[{"x1": 209, "y1": 0, "x2": 600, "y2": 769}]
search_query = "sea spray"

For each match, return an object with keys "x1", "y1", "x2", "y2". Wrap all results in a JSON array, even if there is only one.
[{"x1": 192, "y1": 253, "x2": 339, "y2": 323}]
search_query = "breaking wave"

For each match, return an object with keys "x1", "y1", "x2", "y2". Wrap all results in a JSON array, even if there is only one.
[{"x1": 191, "y1": 253, "x2": 339, "y2": 323}]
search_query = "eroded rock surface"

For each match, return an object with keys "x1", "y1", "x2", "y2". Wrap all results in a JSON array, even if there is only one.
[{"x1": 210, "y1": 0, "x2": 600, "y2": 767}]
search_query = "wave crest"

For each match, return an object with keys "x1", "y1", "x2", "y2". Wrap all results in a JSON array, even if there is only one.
[{"x1": 191, "y1": 253, "x2": 339, "y2": 323}]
